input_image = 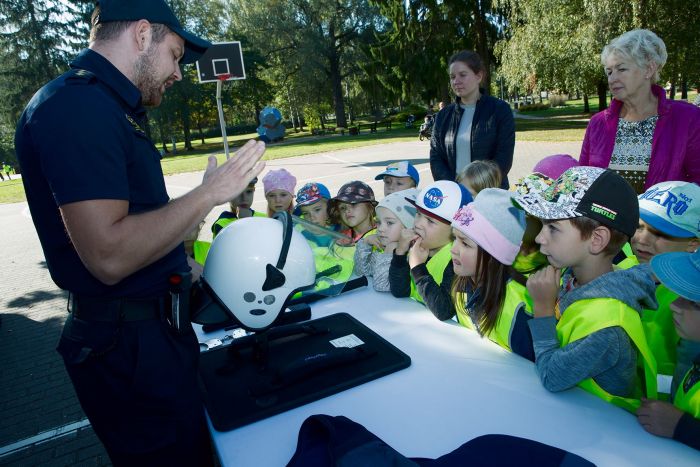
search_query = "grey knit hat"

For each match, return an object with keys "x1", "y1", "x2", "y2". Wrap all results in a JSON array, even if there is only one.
[
  {"x1": 377, "y1": 188, "x2": 419, "y2": 228},
  {"x1": 452, "y1": 188, "x2": 526, "y2": 265}
]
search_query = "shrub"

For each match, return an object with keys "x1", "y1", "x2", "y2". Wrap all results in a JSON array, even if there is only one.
[
  {"x1": 518, "y1": 103, "x2": 550, "y2": 112},
  {"x1": 549, "y1": 94, "x2": 567, "y2": 107}
]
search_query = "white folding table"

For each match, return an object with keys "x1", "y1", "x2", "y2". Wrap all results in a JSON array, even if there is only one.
[{"x1": 195, "y1": 285, "x2": 700, "y2": 466}]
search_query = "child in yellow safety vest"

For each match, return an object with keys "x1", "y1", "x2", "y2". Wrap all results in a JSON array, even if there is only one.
[
  {"x1": 637, "y1": 249, "x2": 700, "y2": 451},
  {"x1": 629, "y1": 181, "x2": 700, "y2": 387},
  {"x1": 389, "y1": 180, "x2": 472, "y2": 320},
  {"x1": 450, "y1": 189, "x2": 536, "y2": 360},
  {"x1": 354, "y1": 188, "x2": 418, "y2": 292},
  {"x1": 295, "y1": 182, "x2": 341, "y2": 248},
  {"x1": 263, "y1": 168, "x2": 296, "y2": 217},
  {"x1": 211, "y1": 177, "x2": 265, "y2": 239},
  {"x1": 329, "y1": 181, "x2": 377, "y2": 243},
  {"x1": 375, "y1": 160, "x2": 419, "y2": 196},
  {"x1": 515, "y1": 167, "x2": 659, "y2": 412}
]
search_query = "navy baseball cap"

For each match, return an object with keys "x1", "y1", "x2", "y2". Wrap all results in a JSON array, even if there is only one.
[{"x1": 96, "y1": 0, "x2": 211, "y2": 64}]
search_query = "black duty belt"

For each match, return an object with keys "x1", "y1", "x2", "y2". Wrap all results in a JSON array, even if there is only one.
[{"x1": 68, "y1": 293, "x2": 168, "y2": 323}]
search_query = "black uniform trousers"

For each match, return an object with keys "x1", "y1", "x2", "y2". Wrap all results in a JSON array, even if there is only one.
[{"x1": 57, "y1": 313, "x2": 214, "y2": 466}]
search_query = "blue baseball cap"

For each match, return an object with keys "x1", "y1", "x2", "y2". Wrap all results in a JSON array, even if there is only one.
[
  {"x1": 651, "y1": 249, "x2": 700, "y2": 302},
  {"x1": 296, "y1": 182, "x2": 331, "y2": 206},
  {"x1": 96, "y1": 0, "x2": 212, "y2": 64},
  {"x1": 638, "y1": 181, "x2": 700, "y2": 238},
  {"x1": 375, "y1": 161, "x2": 420, "y2": 186}
]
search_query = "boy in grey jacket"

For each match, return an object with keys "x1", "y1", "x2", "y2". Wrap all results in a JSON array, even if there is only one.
[{"x1": 515, "y1": 167, "x2": 658, "y2": 410}]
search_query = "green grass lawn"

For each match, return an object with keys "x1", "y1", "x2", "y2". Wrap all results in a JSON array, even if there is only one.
[
  {"x1": 515, "y1": 118, "x2": 588, "y2": 142},
  {"x1": 0, "y1": 179, "x2": 26, "y2": 204},
  {"x1": 161, "y1": 126, "x2": 417, "y2": 175}
]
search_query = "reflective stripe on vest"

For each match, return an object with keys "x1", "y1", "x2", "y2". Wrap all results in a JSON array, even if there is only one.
[
  {"x1": 641, "y1": 285, "x2": 679, "y2": 376},
  {"x1": 557, "y1": 298, "x2": 658, "y2": 412},
  {"x1": 456, "y1": 280, "x2": 533, "y2": 351},
  {"x1": 212, "y1": 211, "x2": 266, "y2": 238},
  {"x1": 617, "y1": 255, "x2": 639, "y2": 270},
  {"x1": 409, "y1": 242, "x2": 452, "y2": 304},
  {"x1": 674, "y1": 366, "x2": 700, "y2": 418},
  {"x1": 193, "y1": 240, "x2": 211, "y2": 266}
]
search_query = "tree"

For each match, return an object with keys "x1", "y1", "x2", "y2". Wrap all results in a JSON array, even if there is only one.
[
  {"x1": 368, "y1": 0, "x2": 502, "y2": 107},
  {"x1": 495, "y1": 0, "x2": 634, "y2": 111},
  {"x1": 0, "y1": 0, "x2": 74, "y2": 123}
]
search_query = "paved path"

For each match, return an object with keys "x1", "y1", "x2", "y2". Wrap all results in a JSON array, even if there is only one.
[{"x1": 0, "y1": 139, "x2": 581, "y2": 465}]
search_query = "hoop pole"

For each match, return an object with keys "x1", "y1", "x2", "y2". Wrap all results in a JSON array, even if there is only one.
[{"x1": 216, "y1": 79, "x2": 230, "y2": 159}]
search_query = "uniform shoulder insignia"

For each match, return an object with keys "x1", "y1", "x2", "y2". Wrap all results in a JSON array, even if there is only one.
[{"x1": 65, "y1": 68, "x2": 97, "y2": 85}]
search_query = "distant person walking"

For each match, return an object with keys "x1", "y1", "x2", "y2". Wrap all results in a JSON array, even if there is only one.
[
  {"x1": 429, "y1": 50, "x2": 515, "y2": 189},
  {"x1": 2, "y1": 162, "x2": 11, "y2": 180},
  {"x1": 580, "y1": 29, "x2": 700, "y2": 193}
]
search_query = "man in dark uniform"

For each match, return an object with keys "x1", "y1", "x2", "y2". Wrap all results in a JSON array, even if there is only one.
[{"x1": 14, "y1": 1, "x2": 266, "y2": 465}]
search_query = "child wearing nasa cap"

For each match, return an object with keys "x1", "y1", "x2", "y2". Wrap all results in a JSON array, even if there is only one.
[
  {"x1": 375, "y1": 161, "x2": 420, "y2": 196},
  {"x1": 637, "y1": 249, "x2": 700, "y2": 451},
  {"x1": 630, "y1": 181, "x2": 700, "y2": 384},
  {"x1": 389, "y1": 180, "x2": 473, "y2": 320}
]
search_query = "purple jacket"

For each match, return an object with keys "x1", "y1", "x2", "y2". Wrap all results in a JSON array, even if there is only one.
[{"x1": 580, "y1": 84, "x2": 700, "y2": 190}]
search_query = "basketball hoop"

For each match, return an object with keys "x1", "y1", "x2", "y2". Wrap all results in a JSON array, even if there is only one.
[{"x1": 195, "y1": 42, "x2": 247, "y2": 160}]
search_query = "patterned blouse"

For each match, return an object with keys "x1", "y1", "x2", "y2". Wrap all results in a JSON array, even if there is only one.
[{"x1": 608, "y1": 115, "x2": 659, "y2": 194}]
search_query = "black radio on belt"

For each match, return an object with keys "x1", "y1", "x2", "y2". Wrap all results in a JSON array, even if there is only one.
[{"x1": 168, "y1": 272, "x2": 192, "y2": 334}]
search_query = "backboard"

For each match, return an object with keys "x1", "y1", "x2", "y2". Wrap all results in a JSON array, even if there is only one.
[{"x1": 196, "y1": 42, "x2": 246, "y2": 83}]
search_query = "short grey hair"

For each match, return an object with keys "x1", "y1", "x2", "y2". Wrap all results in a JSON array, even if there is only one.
[{"x1": 601, "y1": 29, "x2": 667, "y2": 82}]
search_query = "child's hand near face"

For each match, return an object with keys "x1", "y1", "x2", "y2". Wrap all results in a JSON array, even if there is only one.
[
  {"x1": 408, "y1": 236, "x2": 430, "y2": 268},
  {"x1": 396, "y1": 228, "x2": 418, "y2": 255},
  {"x1": 363, "y1": 234, "x2": 383, "y2": 249},
  {"x1": 637, "y1": 398, "x2": 684, "y2": 438},
  {"x1": 527, "y1": 265, "x2": 561, "y2": 318}
]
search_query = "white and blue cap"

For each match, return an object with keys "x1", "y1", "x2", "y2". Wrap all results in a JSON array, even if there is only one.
[
  {"x1": 638, "y1": 181, "x2": 700, "y2": 238},
  {"x1": 375, "y1": 161, "x2": 420, "y2": 186},
  {"x1": 651, "y1": 249, "x2": 700, "y2": 302},
  {"x1": 408, "y1": 180, "x2": 473, "y2": 223}
]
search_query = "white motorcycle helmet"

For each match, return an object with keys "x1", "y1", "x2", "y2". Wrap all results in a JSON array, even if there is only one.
[{"x1": 199, "y1": 212, "x2": 316, "y2": 331}]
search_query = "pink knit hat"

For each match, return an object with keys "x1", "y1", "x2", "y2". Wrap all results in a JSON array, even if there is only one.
[
  {"x1": 262, "y1": 168, "x2": 296, "y2": 195},
  {"x1": 532, "y1": 154, "x2": 579, "y2": 180}
]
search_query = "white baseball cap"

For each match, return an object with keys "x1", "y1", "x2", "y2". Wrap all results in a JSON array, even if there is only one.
[
  {"x1": 408, "y1": 180, "x2": 473, "y2": 223},
  {"x1": 638, "y1": 181, "x2": 700, "y2": 238}
]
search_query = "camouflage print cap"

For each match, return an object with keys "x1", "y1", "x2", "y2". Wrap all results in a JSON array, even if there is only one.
[{"x1": 513, "y1": 166, "x2": 638, "y2": 237}]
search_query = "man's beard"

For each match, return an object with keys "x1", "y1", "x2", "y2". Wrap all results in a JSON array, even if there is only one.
[{"x1": 133, "y1": 45, "x2": 164, "y2": 107}]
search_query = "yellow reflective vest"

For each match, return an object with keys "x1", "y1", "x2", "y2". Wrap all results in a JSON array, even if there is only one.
[
  {"x1": 641, "y1": 285, "x2": 680, "y2": 376},
  {"x1": 674, "y1": 365, "x2": 700, "y2": 418},
  {"x1": 192, "y1": 240, "x2": 211, "y2": 266},
  {"x1": 212, "y1": 210, "x2": 266, "y2": 238},
  {"x1": 311, "y1": 229, "x2": 377, "y2": 285},
  {"x1": 409, "y1": 242, "x2": 452, "y2": 304},
  {"x1": 556, "y1": 298, "x2": 658, "y2": 412},
  {"x1": 456, "y1": 280, "x2": 533, "y2": 352}
]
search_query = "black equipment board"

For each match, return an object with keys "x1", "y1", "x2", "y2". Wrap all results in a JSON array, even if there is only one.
[{"x1": 198, "y1": 312, "x2": 411, "y2": 431}]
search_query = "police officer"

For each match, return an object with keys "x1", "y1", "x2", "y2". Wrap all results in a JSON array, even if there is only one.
[{"x1": 14, "y1": 1, "x2": 265, "y2": 465}]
